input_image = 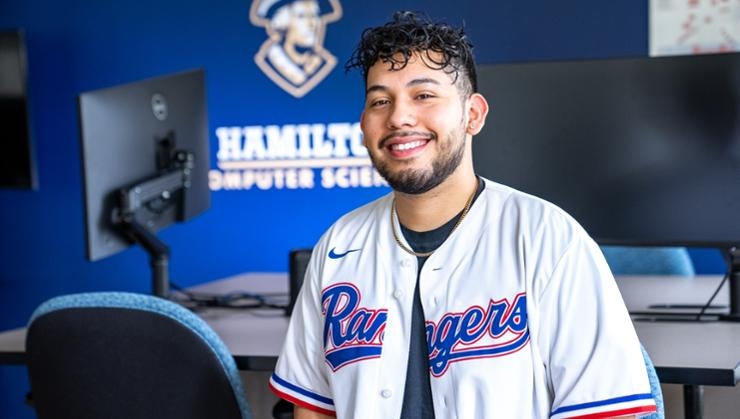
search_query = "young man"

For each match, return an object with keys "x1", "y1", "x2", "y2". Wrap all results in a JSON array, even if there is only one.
[{"x1": 269, "y1": 11, "x2": 658, "y2": 419}]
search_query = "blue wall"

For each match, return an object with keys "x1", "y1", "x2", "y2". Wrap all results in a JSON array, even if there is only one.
[{"x1": 0, "y1": 1, "x2": 725, "y2": 417}]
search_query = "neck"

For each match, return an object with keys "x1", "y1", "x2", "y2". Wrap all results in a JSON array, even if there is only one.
[{"x1": 393, "y1": 169, "x2": 479, "y2": 232}]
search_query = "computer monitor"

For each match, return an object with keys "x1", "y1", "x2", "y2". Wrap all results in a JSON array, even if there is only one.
[
  {"x1": 0, "y1": 29, "x2": 37, "y2": 189},
  {"x1": 78, "y1": 69, "x2": 210, "y2": 297},
  {"x1": 473, "y1": 52, "x2": 740, "y2": 319}
]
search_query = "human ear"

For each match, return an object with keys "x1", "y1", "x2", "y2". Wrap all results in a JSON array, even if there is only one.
[{"x1": 466, "y1": 93, "x2": 489, "y2": 135}]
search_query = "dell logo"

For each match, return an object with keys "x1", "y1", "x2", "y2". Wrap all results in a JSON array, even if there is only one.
[{"x1": 151, "y1": 93, "x2": 168, "y2": 121}]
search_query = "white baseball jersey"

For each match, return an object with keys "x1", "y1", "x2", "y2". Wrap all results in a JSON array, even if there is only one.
[{"x1": 269, "y1": 178, "x2": 657, "y2": 418}]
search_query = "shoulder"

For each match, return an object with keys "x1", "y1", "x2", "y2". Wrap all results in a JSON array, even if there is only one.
[
  {"x1": 475, "y1": 178, "x2": 598, "y2": 275},
  {"x1": 311, "y1": 192, "x2": 392, "y2": 257},
  {"x1": 479, "y1": 177, "x2": 583, "y2": 236},
  {"x1": 320, "y1": 192, "x2": 392, "y2": 237}
]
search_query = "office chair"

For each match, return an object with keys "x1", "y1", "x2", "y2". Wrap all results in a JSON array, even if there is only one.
[
  {"x1": 25, "y1": 291, "x2": 252, "y2": 419},
  {"x1": 641, "y1": 344, "x2": 665, "y2": 419},
  {"x1": 287, "y1": 248, "x2": 313, "y2": 316},
  {"x1": 600, "y1": 245, "x2": 695, "y2": 276}
]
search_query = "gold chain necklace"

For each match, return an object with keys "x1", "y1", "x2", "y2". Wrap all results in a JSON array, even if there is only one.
[{"x1": 390, "y1": 186, "x2": 477, "y2": 257}]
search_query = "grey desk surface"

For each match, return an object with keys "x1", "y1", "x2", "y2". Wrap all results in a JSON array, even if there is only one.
[
  {"x1": 616, "y1": 275, "x2": 740, "y2": 386},
  {"x1": 185, "y1": 272, "x2": 290, "y2": 370},
  {"x1": 0, "y1": 273, "x2": 290, "y2": 370},
  {"x1": 1, "y1": 273, "x2": 739, "y2": 387}
]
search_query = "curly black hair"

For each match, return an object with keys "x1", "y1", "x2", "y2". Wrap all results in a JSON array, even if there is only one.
[{"x1": 345, "y1": 11, "x2": 477, "y2": 96}]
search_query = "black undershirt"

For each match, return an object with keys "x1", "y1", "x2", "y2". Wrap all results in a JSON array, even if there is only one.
[{"x1": 398, "y1": 178, "x2": 484, "y2": 419}]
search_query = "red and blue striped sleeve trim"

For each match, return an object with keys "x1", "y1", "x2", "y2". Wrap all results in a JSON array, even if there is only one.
[
  {"x1": 551, "y1": 393, "x2": 657, "y2": 419},
  {"x1": 268, "y1": 372, "x2": 336, "y2": 416}
]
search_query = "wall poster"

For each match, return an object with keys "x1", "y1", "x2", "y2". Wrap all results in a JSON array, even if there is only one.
[{"x1": 649, "y1": 0, "x2": 740, "y2": 56}]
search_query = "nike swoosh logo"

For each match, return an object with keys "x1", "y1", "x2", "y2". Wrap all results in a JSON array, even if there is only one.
[{"x1": 328, "y1": 247, "x2": 361, "y2": 259}]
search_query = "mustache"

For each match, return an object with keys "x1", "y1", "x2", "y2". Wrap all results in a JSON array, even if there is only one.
[{"x1": 379, "y1": 131, "x2": 436, "y2": 148}]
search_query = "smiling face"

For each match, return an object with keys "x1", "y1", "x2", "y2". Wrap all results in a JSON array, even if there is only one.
[{"x1": 360, "y1": 52, "x2": 485, "y2": 195}]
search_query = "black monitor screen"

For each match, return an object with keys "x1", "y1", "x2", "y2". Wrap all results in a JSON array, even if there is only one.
[
  {"x1": 0, "y1": 29, "x2": 37, "y2": 189},
  {"x1": 79, "y1": 69, "x2": 210, "y2": 262},
  {"x1": 473, "y1": 53, "x2": 740, "y2": 248}
]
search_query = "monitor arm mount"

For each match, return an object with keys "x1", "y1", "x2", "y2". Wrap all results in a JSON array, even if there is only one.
[{"x1": 113, "y1": 133, "x2": 194, "y2": 298}]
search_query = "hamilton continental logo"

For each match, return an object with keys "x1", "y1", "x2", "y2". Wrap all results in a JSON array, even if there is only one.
[
  {"x1": 210, "y1": 0, "x2": 383, "y2": 192},
  {"x1": 250, "y1": 0, "x2": 343, "y2": 98}
]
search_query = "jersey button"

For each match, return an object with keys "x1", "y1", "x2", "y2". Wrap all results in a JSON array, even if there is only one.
[
  {"x1": 380, "y1": 389, "x2": 392, "y2": 398},
  {"x1": 400, "y1": 259, "x2": 413, "y2": 268},
  {"x1": 393, "y1": 289, "x2": 404, "y2": 299}
]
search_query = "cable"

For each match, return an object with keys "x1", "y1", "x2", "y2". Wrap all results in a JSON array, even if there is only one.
[
  {"x1": 168, "y1": 281, "x2": 289, "y2": 311},
  {"x1": 630, "y1": 273, "x2": 731, "y2": 323},
  {"x1": 695, "y1": 270, "x2": 730, "y2": 322}
]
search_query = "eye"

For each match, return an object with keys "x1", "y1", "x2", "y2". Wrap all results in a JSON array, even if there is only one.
[
  {"x1": 368, "y1": 98, "x2": 390, "y2": 108},
  {"x1": 415, "y1": 92, "x2": 436, "y2": 100}
]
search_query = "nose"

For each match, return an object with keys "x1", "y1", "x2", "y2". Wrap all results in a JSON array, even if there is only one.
[
  {"x1": 307, "y1": 17, "x2": 318, "y2": 30},
  {"x1": 387, "y1": 99, "x2": 416, "y2": 129}
]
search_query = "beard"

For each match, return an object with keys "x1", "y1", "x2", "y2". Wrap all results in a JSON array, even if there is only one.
[{"x1": 369, "y1": 127, "x2": 467, "y2": 195}]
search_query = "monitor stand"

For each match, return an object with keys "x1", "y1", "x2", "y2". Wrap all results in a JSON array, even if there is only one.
[
  {"x1": 117, "y1": 215, "x2": 170, "y2": 298},
  {"x1": 113, "y1": 149, "x2": 193, "y2": 299}
]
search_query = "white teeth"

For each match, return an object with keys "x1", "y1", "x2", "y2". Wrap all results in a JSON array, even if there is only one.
[{"x1": 391, "y1": 140, "x2": 425, "y2": 151}]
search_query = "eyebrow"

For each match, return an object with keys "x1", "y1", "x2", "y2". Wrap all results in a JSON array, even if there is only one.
[{"x1": 365, "y1": 77, "x2": 442, "y2": 95}]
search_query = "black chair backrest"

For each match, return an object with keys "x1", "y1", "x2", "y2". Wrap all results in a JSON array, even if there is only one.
[
  {"x1": 26, "y1": 293, "x2": 250, "y2": 419},
  {"x1": 287, "y1": 248, "x2": 313, "y2": 316}
]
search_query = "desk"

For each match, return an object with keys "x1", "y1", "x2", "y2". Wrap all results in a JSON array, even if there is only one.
[
  {"x1": 1, "y1": 273, "x2": 739, "y2": 418},
  {"x1": 616, "y1": 275, "x2": 740, "y2": 419},
  {"x1": 0, "y1": 273, "x2": 290, "y2": 370},
  {"x1": 186, "y1": 272, "x2": 290, "y2": 370},
  {"x1": 616, "y1": 275, "x2": 739, "y2": 385}
]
